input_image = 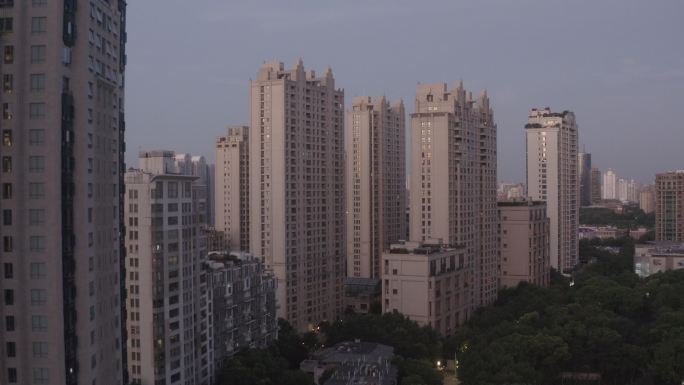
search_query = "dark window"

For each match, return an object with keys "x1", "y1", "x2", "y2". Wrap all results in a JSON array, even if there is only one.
[
  {"x1": 4, "y1": 289, "x2": 14, "y2": 305},
  {"x1": 3, "y1": 46, "x2": 13, "y2": 64},
  {"x1": 5, "y1": 316, "x2": 15, "y2": 331},
  {"x1": 2, "y1": 209, "x2": 11, "y2": 225},
  {"x1": 0, "y1": 17, "x2": 13, "y2": 33},
  {"x1": 8, "y1": 368, "x2": 17, "y2": 383},
  {"x1": 3, "y1": 262, "x2": 12, "y2": 278},
  {"x1": 6, "y1": 342, "x2": 15, "y2": 357}
]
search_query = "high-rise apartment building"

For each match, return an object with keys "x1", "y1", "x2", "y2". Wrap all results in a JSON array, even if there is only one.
[
  {"x1": 590, "y1": 167, "x2": 602, "y2": 204},
  {"x1": 655, "y1": 171, "x2": 684, "y2": 242},
  {"x1": 215, "y1": 126, "x2": 250, "y2": 251},
  {"x1": 346, "y1": 96, "x2": 406, "y2": 279},
  {"x1": 639, "y1": 185, "x2": 655, "y2": 214},
  {"x1": 602, "y1": 168, "x2": 617, "y2": 200},
  {"x1": 124, "y1": 155, "x2": 212, "y2": 385},
  {"x1": 498, "y1": 201, "x2": 550, "y2": 288},
  {"x1": 0, "y1": 2, "x2": 127, "y2": 384},
  {"x1": 249, "y1": 60, "x2": 345, "y2": 331},
  {"x1": 617, "y1": 178, "x2": 639, "y2": 203},
  {"x1": 525, "y1": 108, "x2": 579, "y2": 273},
  {"x1": 409, "y1": 82, "x2": 498, "y2": 310},
  {"x1": 578, "y1": 152, "x2": 592, "y2": 206}
]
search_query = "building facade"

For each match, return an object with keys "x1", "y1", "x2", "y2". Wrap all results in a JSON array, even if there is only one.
[
  {"x1": 634, "y1": 242, "x2": 684, "y2": 277},
  {"x1": 655, "y1": 171, "x2": 684, "y2": 242},
  {"x1": 590, "y1": 167, "x2": 602, "y2": 204},
  {"x1": 408, "y1": 82, "x2": 499, "y2": 311},
  {"x1": 215, "y1": 126, "x2": 250, "y2": 251},
  {"x1": 346, "y1": 96, "x2": 406, "y2": 279},
  {"x1": 578, "y1": 152, "x2": 592, "y2": 206},
  {"x1": 498, "y1": 201, "x2": 550, "y2": 288},
  {"x1": 0, "y1": 2, "x2": 128, "y2": 384},
  {"x1": 205, "y1": 251, "x2": 277, "y2": 373},
  {"x1": 249, "y1": 60, "x2": 345, "y2": 330},
  {"x1": 602, "y1": 168, "x2": 617, "y2": 200},
  {"x1": 525, "y1": 107, "x2": 579, "y2": 273},
  {"x1": 639, "y1": 185, "x2": 655, "y2": 214},
  {"x1": 124, "y1": 161, "x2": 211, "y2": 385},
  {"x1": 617, "y1": 178, "x2": 639, "y2": 203},
  {"x1": 381, "y1": 241, "x2": 469, "y2": 336}
]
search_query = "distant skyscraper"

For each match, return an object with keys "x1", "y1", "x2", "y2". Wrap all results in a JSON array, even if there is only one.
[
  {"x1": 0, "y1": 2, "x2": 128, "y2": 384},
  {"x1": 249, "y1": 60, "x2": 345, "y2": 331},
  {"x1": 409, "y1": 82, "x2": 499, "y2": 310},
  {"x1": 525, "y1": 107, "x2": 579, "y2": 273},
  {"x1": 602, "y1": 168, "x2": 617, "y2": 200},
  {"x1": 590, "y1": 167, "x2": 602, "y2": 204},
  {"x1": 125, "y1": 152, "x2": 212, "y2": 385},
  {"x1": 617, "y1": 178, "x2": 639, "y2": 203},
  {"x1": 215, "y1": 126, "x2": 250, "y2": 251},
  {"x1": 578, "y1": 152, "x2": 592, "y2": 206},
  {"x1": 655, "y1": 171, "x2": 684, "y2": 242},
  {"x1": 346, "y1": 96, "x2": 406, "y2": 279},
  {"x1": 639, "y1": 185, "x2": 655, "y2": 214}
]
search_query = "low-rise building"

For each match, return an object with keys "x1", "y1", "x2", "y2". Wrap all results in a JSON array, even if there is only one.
[
  {"x1": 381, "y1": 241, "x2": 469, "y2": 336},
  {"x1": 344, "y1": 277, "x2": 381, "y2": 314},
  {"x1": 301, "y1": 341, "x2": 397, "y2": 385},
  {"x1": 205, "y1": 251, "x2": 278, "y2": 370},
  {"x1": 578, "y1": 226, "x2": 629, "y2": 240},
  {"x1": 498, "y1": 201, "x2": 550, "y2": 288},
  {"x1": 634, "y1": 242, "x2": 684, "y2": 277}
]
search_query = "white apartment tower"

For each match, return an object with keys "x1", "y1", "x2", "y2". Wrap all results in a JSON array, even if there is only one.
[
  {"x1": 125, "y1": 153, "x2": 212, "y2": 385},
  {"x1": 249, "y1": 60, "x2": 345, "y2": 331},
  {"x1": 525, "y1": 108, "x2": 579, "y2": 273},
  {"x1": 346, "y1": 96, "x2": 406, "y2": 279},
  {"x1": 409, "y1": 82, "x2": 499, "y2": 312},
  {"x1": 215, "y1": 126, "x2": 250, "y2": 251},
  {"x1": 602, "y1": 168, "x2": 617, "y2": 200},
  {"x1": 0, "y1": 2, "x2": 128, "y2": 384}
]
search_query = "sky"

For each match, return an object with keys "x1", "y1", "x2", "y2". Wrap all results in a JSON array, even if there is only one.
[{"x1": 126, "y1": 0, "x2": 684, "y2": 184}]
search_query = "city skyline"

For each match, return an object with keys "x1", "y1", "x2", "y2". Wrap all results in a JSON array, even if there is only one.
[{"x1": 126, "y1": 1, "x2": 684, "y2": 183}]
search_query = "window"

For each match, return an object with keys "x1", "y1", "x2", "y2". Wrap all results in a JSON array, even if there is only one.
[
  {"x1": 33, "y1": 368, "x2": 49, "y2": 384},
  {"x1": 4, "y1": 289, "x2": 14, "y2": 305},
  {"x1": 30, "y1": 74, "x2": 45, "y2": 91},
  {"x1": 2, "y1": 156, "x2": 11, "y2": 172},
  {"x1": 29, "y1": 209, "x2": 45, "y2": 225},
  {"x1": 30, "y1": 45, "x2": 46, "y2": 64},
  {"x1": 6, "y1": 342, "x2": 15, "y2": 357},
  {"x1": 28, "y1": 156, "x2": 45, "y2": 172},
  {"x1": 168, "y1": 182, "x2": 178, "y2": 198},
  {"x1": 31, "y1": 17, "x2": 46, "y2": 34},
  {"x1": 32, "y1": 342, "x2": 47, "y2": 358},
  {"x1": 2, "y1": 209, "x2": 11, "y2": 225},
  {"x1": 3, "y1": 102, "x2": 12, "y2": 119},
  {"x1": 7, "y1": 368, "x2": 17, "y2": 383},
  {"x1": 3, "y1": 74, "x2": 13, "y2": 92},
  {"x1": 29, "y1": 236, "x2": 45, "y2": 251},
  {"x1": 2, "y1": 130, "x2": 11, "y2": 146},
  {"x1": 32, "y1": 0, "x2": 47, "y2": 5},
  {"x1": 31, "y1": 315, "x2": 47, "y2": 331},
  {"x1": 0, "y1": 17, "x2": 12, "y2": 33},
  {"x1": 5, "y1": 316, "x2": 15, "y2": 331},
  {"x1": 29, "y1": 103, "x2": 45, "y2": 119},
  {"x1": 29, "y1": 183, "x2": 44, "y2": 198},
  {"x1": 28, "y1": 129, "x2": 44, "y2": 145},
  {"x1": 2, "y1": 183, "x2": 12, "y2": 199},
  {"x1": 3, "y1": 236, "x2": 12, "y2": 251},
  {"x1": 3, "y1": 262, "x2": 12, "y2": 278},
  {"x1": 30, "y1": 289, "x2": 46, "y2": 305},
  {"x1": 30, "y1": 263, "x2": 46, "y2": 279},
  {"x1": 0, "y1": 0, "x2": 15, "y2": 8},
  {"x1": 3, "y1": 45, "x2": 13, "y2": 64}
]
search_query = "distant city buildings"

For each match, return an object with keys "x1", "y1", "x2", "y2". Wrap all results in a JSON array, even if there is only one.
[
  {"x1": 590, "y1": 167, "x2": 602, "y2": 204},
  {"x1": 382, "y1": 241, "x2": 469, "y2": 336},
  {"x1": 249, "y1": 60, "x2": 345, "y2": 330},
  {"x1": 215, "y1": 126, "x2": 250, "y2": 251},
  {"x1": 602, "y1": 168, "x2": 617, "y2": 200},
  {"x1": 617, "y1": 178, "x2": 640, "y2": 203},
  {"x1": 634, "y1": 242, "x2": 684, "y2": 277},
  {"x1": 655, "y1": 171, "x2": 684, "y2": 242},
  {"x1": 497, "y1": 182, "x2": 525, "y2": 200},
  {"x1": 498, "y1": 201, "x2": 550, "y2": 288},
  {"x1": 639, "y1": 185, "x2": 656, "y2": 214},
  {"x1": 125, "y1": 154, "x2": 212, "y2": 385},
  {"x1": 578, "y1": 152, "x2": 592, "y2": 206},
  {"x1": 525, "y1": 107, "x2": 579, "y2": 273},
  {"x1": 409, "y1": 82, "x2": 499, "y2": 309},
  {"x1": 346, "y1": 96, "x2": 406, "y2": 279}
]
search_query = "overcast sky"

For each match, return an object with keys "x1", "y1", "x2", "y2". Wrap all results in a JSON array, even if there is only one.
[{"x1": 126, "y1": 0, "x2": 684, "y2": 184}]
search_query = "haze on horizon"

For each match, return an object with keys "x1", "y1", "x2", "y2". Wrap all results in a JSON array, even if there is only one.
[{"x1": 126, "y1": 0, "x2": 684, "y2": 184}]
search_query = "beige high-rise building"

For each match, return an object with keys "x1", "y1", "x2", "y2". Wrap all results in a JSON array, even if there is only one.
[
  {"x1": 0, "y1": 2, "x2": 127, "y2": 384},
  {"x1": 346, "y1": 96, "x2": 406, "y2": 279},
  {"x1": 655, "y1": 171, "x2": 684, "y2": 242},
  {"x1": 590, "y1": 167, "x2": 602, "y2": 204},
  {"x1": 249, "y1": 60, "x2": 345, "y2": 331},
  {"x1": 408, "y1": 82, "x2": 499, "y2": 313},
  {"x1": 525, "y1": 108, "x2": 579, "y2": 273},
  {"x1": 381, "y1": 241, "x2": 468, "y2": 336},
  {"x1": 602, "y1": 168, "x2": 617, "y2": 200},
  {"x1": 125, "y1": 153, "x2": 212, "y2": 385},
  {"x1": 639, "y1": 185, "x2": 655, "y2": 214},
  {"x1": 215, "y1": 126, "x2": 250, "y2": 251},
  {"x1": 498, "y1": 201, "x2": 550, "y2": 288}
]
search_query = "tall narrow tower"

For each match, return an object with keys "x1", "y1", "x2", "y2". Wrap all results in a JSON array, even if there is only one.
[
  {"x1": 578, "y1": 151, "x2": 592, "y2": 206},
  {"x1": 249, "y1": 60, "x2": 345, "y2": 331},
  {"x1": 0, "y1": 1, "x2": 128, "y2": 384},
  {"x1": 655, "y1": 171, "x2": 684, "y2": 242},
  {"x1": 525, "y1": 108, "x2": 579, "y2": 273},
  {"x1": 346, "y1": 96, "x2": 406, "y2": 279}
]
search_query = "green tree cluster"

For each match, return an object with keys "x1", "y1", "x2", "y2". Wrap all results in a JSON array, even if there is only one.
[
  {"x1": 449, "y1": 241, "x2": 684, "y2": 385},
  {"x1": 580, "y1": 205, "x2": 654, "y2": 229}
]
